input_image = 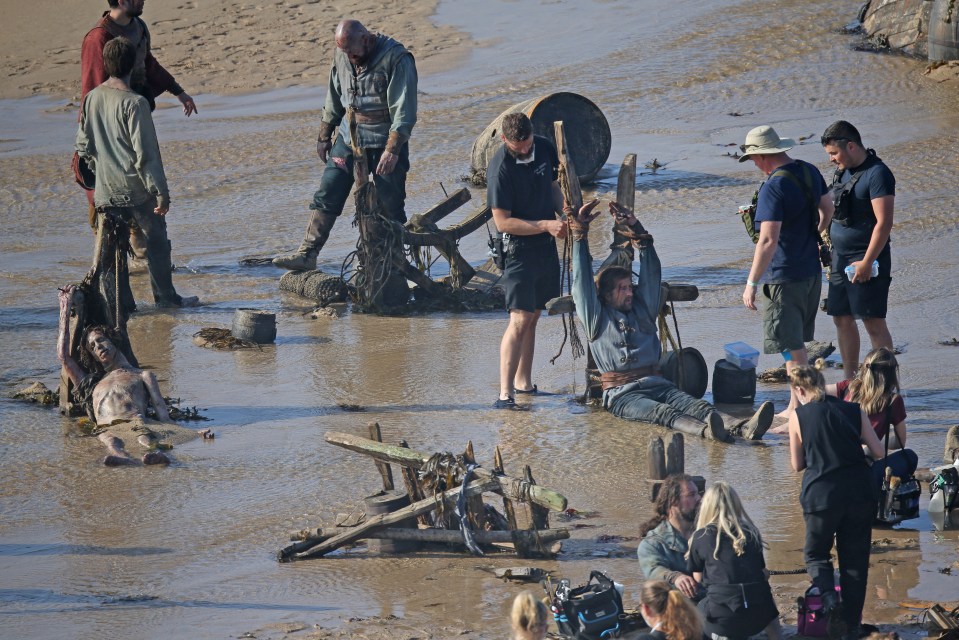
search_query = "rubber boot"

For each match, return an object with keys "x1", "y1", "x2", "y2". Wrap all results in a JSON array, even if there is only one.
[
  {"x1": 719, "y1": 401, "x2": 774, "y2": 440},
  {"x1": 672, "y1": 412, "x2": 727, "y2": 441},
  {"x1": 272, "y1": 210, "x2": 338, "y2": 271}
]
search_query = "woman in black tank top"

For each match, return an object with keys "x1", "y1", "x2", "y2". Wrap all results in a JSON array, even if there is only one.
[{"x1": 787, "y1": 364, "x2": 884, "y2": 640}]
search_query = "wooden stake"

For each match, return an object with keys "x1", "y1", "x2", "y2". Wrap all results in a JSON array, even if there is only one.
[
  {"x1": 553, "y1": 121, "x2": 583, "y2": 213},
  {"x1": 463, "y1": 441, "x2": 486, "y2": 531},
  {"x1": 648, "y1": 437, "x2": 666, "y2": 502},
  {"x1": 399, "y1": 439, "x2": 431, "y2": 527},
  {"x1": 600, "y1": 153, "x2": 637, "y2": 271},
  {"x1": 494, "y1": 446, "x2": 519, "y2": 531},
  {"x1": 367, "y1": 422, "x2": 394, "y2": 492},
  {"x1": 665, "y1": 433, "x2": 685, "y2": 476}
]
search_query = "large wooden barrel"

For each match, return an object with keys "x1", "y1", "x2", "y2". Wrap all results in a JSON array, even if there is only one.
[
  {"x1": 363, "y1": 490, "x2": 420, "y2": 554},
  {"x1": 928, "y1": 0, "x2": 959, "y2": 60},
  {"x1": 231, "y1": 309, "x2": 276, "y2": 344},
  {"x1": 470, "y1": 92, "x2": 611, "y2": 184}
]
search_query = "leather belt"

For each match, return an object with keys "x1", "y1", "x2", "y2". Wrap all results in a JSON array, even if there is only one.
[
  {"x1": 352, "y1": 109, "x2": 391, "y2": 124},
  {"x1": 600, "y1": 365, "x2": 660, "y2": 390}
]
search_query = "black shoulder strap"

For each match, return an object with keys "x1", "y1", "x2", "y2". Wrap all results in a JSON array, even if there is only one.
[{"x1": 771, "y1": 163, "x2": 818, "y2": 233}]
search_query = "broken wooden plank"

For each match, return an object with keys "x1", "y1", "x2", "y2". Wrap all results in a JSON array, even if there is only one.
[
  {"x1": 406, "y1": 187, "x2": 471, "y2": 229},
  {"x1": 324, "y1": 431, "x2": 568, "y2": 512},
  {"x1": 287, "y1": 525, "x2": 569, "y2": 548},
  {"x1": 292, "y1": 476, "x2": 499, "y2": 560}
]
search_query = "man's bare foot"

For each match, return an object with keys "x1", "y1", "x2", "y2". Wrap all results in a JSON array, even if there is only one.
[
  {"x1": 142, "y1": 451, "x2": 171, "y2": 465},
  {"x1": 768, "y1": 423, "x2": 790, "y2": 435},
  {"x1": 776, "y1": 407, "x2": 795, "y2": 420},
  {"x1": 103, "y1": 454, "x2": 135, "y2": 466}
]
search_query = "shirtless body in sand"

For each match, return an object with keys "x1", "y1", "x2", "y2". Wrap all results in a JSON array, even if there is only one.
[{"x1": 57, "y1": 285, "x2": 206, "y2": 465}]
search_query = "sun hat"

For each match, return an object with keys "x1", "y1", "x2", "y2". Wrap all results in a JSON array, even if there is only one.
[{"x1": 737, "y1": 125, "x2": 795, "y2": 162}]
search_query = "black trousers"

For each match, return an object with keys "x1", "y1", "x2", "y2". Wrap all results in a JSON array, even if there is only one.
[{"x1": 803, "y1": 499, "x2": 875, "y2": 627}]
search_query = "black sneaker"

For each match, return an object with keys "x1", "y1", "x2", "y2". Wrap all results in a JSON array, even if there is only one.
[{"x1": 493, "y1": 397, "x2": 527, "y2": 411}]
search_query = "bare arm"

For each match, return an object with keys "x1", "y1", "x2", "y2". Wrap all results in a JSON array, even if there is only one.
[
  {"x1": 817, "y1": 193, "x2": 834, "y2": 234},
  {"x1": 788, "y1": 412, "x2": 806, "y2": 472},
  {"x1": 860, "y1": 410, "x2": 885, "y2": 459},
  {"x1": 851, "y1": 195, "x2": 893, "y2": 282},
  {"x1": 57, "y1": 287, "x2": 86, "y2": 386},
  {"x1": 491, "y1": 207, "x2": 567, "y2": 238},
  {"x1": 891, "y1": 420, "x2": 906, "y2": 449},
  {"x1": 743, "y1": 220, "x2": 781, "y2": 310},
  {"x1": 141, "y1": 371, "x2": 170, "y2": 422}
]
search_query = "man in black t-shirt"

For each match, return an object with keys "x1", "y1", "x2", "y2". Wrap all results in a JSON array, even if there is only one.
[
  {"x1": 821, "y1": 121, "x2": 896, "y2": 379},
  {"x1": 487, "y1": 113, "x2": 595, "y2": 409}
]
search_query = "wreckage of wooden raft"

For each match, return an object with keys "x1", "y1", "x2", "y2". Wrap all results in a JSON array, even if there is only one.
[
  {"x1": 325, "y1": 431, "x2": 568, "y2": 512},
  {"x1": 275, "y1": 430, "x2": 570, "y2": 561}
]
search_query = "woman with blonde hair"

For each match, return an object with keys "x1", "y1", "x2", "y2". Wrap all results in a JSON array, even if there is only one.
[
  {"x1": 510, "y1": 591, "x2": 549, "y2": 640},
  {"x1": 636, "y1": 580, "x2": 702, "y2": 640},
  {"x1": 686, "y1": 482, "x2": 782, "y2": 640},
  {"x1": 788, "y1": 363, "x2": 884, "y2": 640},
  {"x1": 826, "y1": 347, "x2": 918, "y2": 489}
]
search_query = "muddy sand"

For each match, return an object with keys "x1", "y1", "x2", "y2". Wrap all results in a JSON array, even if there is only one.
[{"x1": 2, "y1": 0, "x2": 959, "y2": 639}]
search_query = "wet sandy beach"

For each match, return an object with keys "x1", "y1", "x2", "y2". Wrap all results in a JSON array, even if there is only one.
[{"x1": 1, "y1": 0, "x2": 959, "y2": 638}]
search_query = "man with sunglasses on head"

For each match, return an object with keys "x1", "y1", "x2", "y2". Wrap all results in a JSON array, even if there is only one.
[
  {"x1": 739, "y1": 125, "x2": 833, "y2": 419},
  {"x1": 274, "y1": 19, "x2": 417, "y2": 271},
  {"x1": 821, "y1": 121, "x2": 896, "y2": 380}
]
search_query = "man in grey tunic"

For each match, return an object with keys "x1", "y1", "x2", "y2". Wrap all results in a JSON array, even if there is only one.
[
  {"x1": 274, "y1": 19, "x2": 417, "y2": 270},
  {"x1": 76, "y1": 37, "x2": 197, "y2": 308},
  {"x1": 569, "y1": 203, "x2": 774, "y2": 441}
]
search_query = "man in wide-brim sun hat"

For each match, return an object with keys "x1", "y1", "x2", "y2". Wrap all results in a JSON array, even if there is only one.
[{"x1": 739, "y1": 125, "x2": 835, "y2": 420}]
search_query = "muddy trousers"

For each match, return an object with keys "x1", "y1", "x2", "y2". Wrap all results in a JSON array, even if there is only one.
[
  {"x1": 803, "y1": 499, "x2": 875, "y2": 628},
  {"x1": 606, "y1": 377, "x2": 714, "y2": 430},
  {"x1": 310, "y1": 136, "x2": 410, "y2": 223},
  {"x1": 102, "y1": 199, "x2": 181, "y2": 307}
]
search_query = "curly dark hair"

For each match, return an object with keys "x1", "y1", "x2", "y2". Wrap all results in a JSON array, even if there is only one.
[
  {"x1": 639, "y1": 473, "x2": 694, "y2": 538},
  {"x1": 78, "y1": 324, "x2": 120, "y2": 373}
]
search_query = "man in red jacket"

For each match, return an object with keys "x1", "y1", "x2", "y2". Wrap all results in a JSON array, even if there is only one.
[
  {"x1": 81, "y1": 0, "x2": 197, "y2": 114},
  {"x1": 80, "y1": 0, "x2": 198, "y2": 296}
]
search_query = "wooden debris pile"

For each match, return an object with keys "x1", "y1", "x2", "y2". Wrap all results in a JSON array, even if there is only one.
[{"x1": 277, "y1": 423, "x2": 570, "y2": 562}]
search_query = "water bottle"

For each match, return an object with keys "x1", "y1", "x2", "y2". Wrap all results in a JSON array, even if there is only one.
[{"x1": 844, "y1": 260, "x2": 879, "y2": 281}]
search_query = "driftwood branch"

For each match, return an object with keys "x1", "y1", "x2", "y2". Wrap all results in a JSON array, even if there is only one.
[{"x1": 324, "y1": 432, "x2": 568, "y2": 512}]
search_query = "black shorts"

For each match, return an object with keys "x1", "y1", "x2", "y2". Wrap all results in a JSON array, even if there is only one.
[
  {"x1": 501, "y1": 235, "x2": 560, "y2": 312},
  {"x1": 827, "y1": 276, "x2": 890, "y2": 319}
]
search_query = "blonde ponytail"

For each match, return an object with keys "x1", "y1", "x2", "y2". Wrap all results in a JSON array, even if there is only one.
[{"x1": 641, "y1": 581, "x2": 702, "y2": 640}]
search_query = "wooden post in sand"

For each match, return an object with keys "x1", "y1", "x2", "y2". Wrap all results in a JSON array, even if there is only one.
[{"x1": 600, "y1": 153, "x2": 637, "y2": 271}]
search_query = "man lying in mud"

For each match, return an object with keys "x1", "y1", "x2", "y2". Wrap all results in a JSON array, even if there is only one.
[
  {"x1": 569, "y1": 203, "x2": 773, "y2": 442},
  {"x1": 57, "y1": 285, "x2": 209, "y2": 465}
]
